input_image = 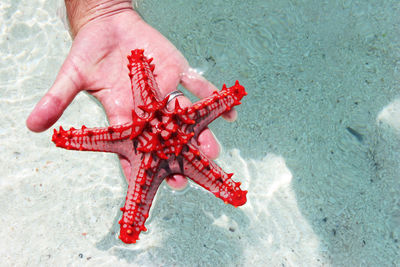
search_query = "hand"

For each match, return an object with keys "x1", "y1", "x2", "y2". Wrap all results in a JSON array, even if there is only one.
[{"x1": 26, "y1": 4, "x2": 237, "y2": 189}]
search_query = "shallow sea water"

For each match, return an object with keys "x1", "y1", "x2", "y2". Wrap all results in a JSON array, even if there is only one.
[{"x1": 1, "y1": 0, "x2": 400, "y2": 266}]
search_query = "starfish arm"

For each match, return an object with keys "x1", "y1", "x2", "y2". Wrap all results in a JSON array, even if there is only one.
[
  {"x1": 52, "y1": 124, "x2": 134, "y2": 158},
  {"x1": 181, "y1": 144, "x2": 247, "y2": 207},
  {"x1": 128, "y1": 49, "x2": 165, "y2": 116},
  {"x1": 183, "y1": 81, "x2": 247, "y2": 137},
  {"x1": 119, "y1": 153, "x2": 165, "y2": 244}
]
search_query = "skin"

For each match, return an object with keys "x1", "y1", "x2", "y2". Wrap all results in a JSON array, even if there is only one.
[{"x1": 26, "y1": 0, "x2": 237, "y2": 189}]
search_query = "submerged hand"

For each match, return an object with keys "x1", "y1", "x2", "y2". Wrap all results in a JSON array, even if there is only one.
[{"x1": 26, "y1": 5, "x2": 237, "y2": 189}]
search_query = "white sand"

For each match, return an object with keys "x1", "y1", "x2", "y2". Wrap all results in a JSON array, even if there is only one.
[{"x1": 0, "y1": 0, "x2": 399, "y2": 266}]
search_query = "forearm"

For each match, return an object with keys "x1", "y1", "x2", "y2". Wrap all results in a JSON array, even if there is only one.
[{"x1": 65, "y1": 0, "x2": 133, "y2": 37}]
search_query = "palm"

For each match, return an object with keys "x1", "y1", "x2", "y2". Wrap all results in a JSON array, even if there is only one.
[
  {"x1": 66, "y1": 11, "x2": 189, "y2": 125},
  {"x1": 27, "y1": 10, "x2": 236, "y2": 188}
]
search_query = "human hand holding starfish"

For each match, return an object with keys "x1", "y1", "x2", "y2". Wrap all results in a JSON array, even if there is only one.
[{"x1": 26, "y1": 0, "x2": 237, "y2": 189}]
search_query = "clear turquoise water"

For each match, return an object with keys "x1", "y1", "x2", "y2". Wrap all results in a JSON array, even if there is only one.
[{"x1": 0, "y1": 0, "x2": 399, "y2": 266}]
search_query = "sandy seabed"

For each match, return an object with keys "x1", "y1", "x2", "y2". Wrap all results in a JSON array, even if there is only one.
[{"x1": 0, "y1": 0, "x2": 399, "y2": 266}]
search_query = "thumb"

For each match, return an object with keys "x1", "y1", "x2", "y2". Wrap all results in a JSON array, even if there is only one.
[{"x1": 26, "y1": 60, "x2": 82, "y2": 132}]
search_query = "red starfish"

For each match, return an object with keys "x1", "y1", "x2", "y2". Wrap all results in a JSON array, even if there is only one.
[{"x1": 52, "y1": 49, "x2": 247, "y2": 244}]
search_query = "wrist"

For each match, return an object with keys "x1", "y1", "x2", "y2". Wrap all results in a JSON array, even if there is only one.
[{"x1": 65, "y1": 0, "x2": 134, "y2": 37}]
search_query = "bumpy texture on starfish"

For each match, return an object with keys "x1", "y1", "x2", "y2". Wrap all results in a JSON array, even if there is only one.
[{"x1": 52, "y1": 49, "x2": 247, "y2": 244}]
